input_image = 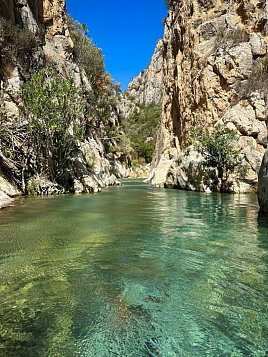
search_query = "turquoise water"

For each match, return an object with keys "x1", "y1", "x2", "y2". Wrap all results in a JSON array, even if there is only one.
[{"x1": 0, "y1": 180, "x2": 268, "y2": 356}]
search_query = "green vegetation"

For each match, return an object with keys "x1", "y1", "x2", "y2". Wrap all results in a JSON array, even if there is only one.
[
  {"x1": 67, "y1": 16, "x2": 105, "y2": 92},
  {"x1": 193, "y1": 125, "x2": 240, "y2": 179},
  {"x1": 0, "y1": 15, "x2": 129, "y2": 192},
  {"x1": 23, "y1": 67, "x2": 85, "y2": 183},
  {"x1": 0, "y1": 67, "x2": 86, "y2": 191},
  {"x1": 68, "y1": 15, "x2": 124, "y2": 153},
  {"x1": 123, "y1": 104, "x2": 161, "y2": 163},
  {"x1": 0, "y1": 17, "x2": 38, "y2": 76}
]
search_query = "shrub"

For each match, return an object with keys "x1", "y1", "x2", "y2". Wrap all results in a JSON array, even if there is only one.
[
  {"x1": 0, "y1": 100, "x2": 29, "y2": 189},
  {"x1": 67, "y1": 15, "x2": 122, "y2": 140},
  {"x1": 0, "y1": 16, "x2": 38, "y2": 73},
  {"x1": 22, "y1": 67, "x2": 85, "y2": 183},
  {"x1": 198, "y1": 125, "x2": 240, "y2": 178}
]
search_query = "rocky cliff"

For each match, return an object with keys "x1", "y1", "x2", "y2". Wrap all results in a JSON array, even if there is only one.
[
  {"x1": 0, "y1": 0, "x2": 129, "y2": 206},
  {"x1": 148, "y1": 0, "x2": 268, "y2": 193},
  {"x1": 126, "y1": 40, "x2": 164, "y2": 105}
]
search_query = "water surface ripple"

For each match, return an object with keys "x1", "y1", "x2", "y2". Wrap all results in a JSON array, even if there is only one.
[{"x1": 0, "y1": 180, "x2": 268, "y2": 356}]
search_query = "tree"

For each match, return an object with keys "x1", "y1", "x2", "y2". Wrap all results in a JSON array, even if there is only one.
[{"x1": 198, "y1": 125, "x2": 240, "y2": 179}]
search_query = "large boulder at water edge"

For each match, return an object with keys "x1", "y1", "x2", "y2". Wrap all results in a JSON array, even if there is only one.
[{"x1": 258, "y1": 149, "x2": 268, "y2": 213}]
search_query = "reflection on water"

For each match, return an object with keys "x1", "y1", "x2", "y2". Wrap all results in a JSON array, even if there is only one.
[{"x1": 0, "y1": 181, "x2": 268, "y2": 356}]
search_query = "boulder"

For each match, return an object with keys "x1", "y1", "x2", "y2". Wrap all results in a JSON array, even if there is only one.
[
  {"x1": 0, "y1": 190, "x2": 13, "y2": 208},
  {"x1": 0, "y1": 175, "x2": 21, "y2": 197},
  {"x1": 27, "y1": 176, "x2": 65, "y2": 195}
]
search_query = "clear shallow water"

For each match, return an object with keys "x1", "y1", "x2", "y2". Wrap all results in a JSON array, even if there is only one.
[{"x1": 0, "y1": 180, "x2": 268, "y2": 357}]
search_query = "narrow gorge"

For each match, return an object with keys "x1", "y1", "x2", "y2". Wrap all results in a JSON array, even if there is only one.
[
  {"x1": 1, "y1": 0, "x2": 268, "y2": 210},
  {"x1": 0, "y1": 1, "x2": 268, "y2": 356}
]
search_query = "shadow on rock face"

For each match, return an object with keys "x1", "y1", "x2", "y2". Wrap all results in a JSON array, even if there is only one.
[{"x1": 257, "y1": 209, "x2": 268, "y2": 231}]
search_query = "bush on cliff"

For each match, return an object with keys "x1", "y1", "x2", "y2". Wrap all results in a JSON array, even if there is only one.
[
  {"x1": 0, "y1": 16, "x2": 38, "y2": 76},
  {"x1": 22, "y1": 67, "x2": 85, "y2": 184},
  {"x1": 197, "y1": 125, "x2": 240, "y2": 179},
  {"x1": 67, "y1": 15, "x2": 124, "y2": 157},
  {"x1": 67, "y1": 16, "x2": 105, "y2": 92}
]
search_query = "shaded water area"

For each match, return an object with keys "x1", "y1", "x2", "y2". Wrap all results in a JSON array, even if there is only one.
[{"x1": 0, "y1": 180, "x2": 268, "y2": 356}]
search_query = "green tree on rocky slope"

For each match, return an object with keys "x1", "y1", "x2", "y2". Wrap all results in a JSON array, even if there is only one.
[
  {"x1": 68, "y1": 15, "x2": 123, "y2": 142},
  {"x1": 0, "y1": 15, "x2": 128, "y2": 194},
  {"x1": 123, "y1": 104, "x2": 161, "y2": 164},
  {"x1": 199, "y1": 125, "x2": 240, "y2": 176},
  {"x1": 0, "y1": 67, "x2": 86, "y2": 192},
  {"x1": 67, "y1": 16, "x2": 105, "y2": 92},
  {"x1": 190, "y1": 124, "x2": 242, "y2": 190}
]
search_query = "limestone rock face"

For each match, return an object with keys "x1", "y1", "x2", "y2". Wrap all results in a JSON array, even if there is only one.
[
  {"x1": 0, "y1": 0, "x2": 43, "y2": 32},
  {"x1": 0, "y1": 0, "x2": 129, "y2": 204},
  {"x1": 70, "y1": 139, "x2": 121, "y2": 194},
  {"x1": 0, "y1": 175, "x2": 21, "y2": 197},
  {"x1": 148, "y1": 0, "x2": 268, "y2": 193},
  {"x1": 258, "y1": 149, "x2": 268, "y2": 212},
  {"x1": 0, "y1": 0, "x2": 73, "y2": 122},
  {"x1": 0, "y1": 190, "x2": 13, "y2": 208},
  {"x1": 126, "y1": 40, "x2": 164, "y2": 105}
]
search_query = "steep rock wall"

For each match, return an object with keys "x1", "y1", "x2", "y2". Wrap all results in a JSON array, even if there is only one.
[
  {"x1": 0, "y1": 0, "x2": 127, "y2": 204},
  {"x1": 126, "y1": 40, "x2": 164, "y2": 105},
  {"x1": 0, "y1": 0, "x2": 73, "y2": 119},
  {"x1": 0, "y1": 0, "x2": 43, "y2": 29},
  {"x1": 148, "y1": 0, "x2": 268, "y2": 193}
]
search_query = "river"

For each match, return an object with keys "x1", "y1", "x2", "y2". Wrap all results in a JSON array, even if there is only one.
[{"x1": 0, "y1": 180, "x2": 267, "y2": 356}]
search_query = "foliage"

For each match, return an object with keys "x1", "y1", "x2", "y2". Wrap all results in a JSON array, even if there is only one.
[
  {"x1": 22, "y1": 66, "x2": 85, "y2": 183},
  {"x1": 197, "y1": 125, "x2": 240, "y2": 177},
  {"x1": 67, "y1": 15, "x2": 105, "y2": 91},
  {"x1": 67, "y1": 15, "x2": 124, "y2": 153},
  {"x1": 123, "y1": 104, "x2": 161, "y2": 163},
  {"x1": 0, "y1": 16, "x2": 38, "y2": 74}
]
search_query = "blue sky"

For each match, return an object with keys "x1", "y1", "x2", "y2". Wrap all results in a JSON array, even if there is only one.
[{"x1": 66, "y1": 0, "x2": 167, "y2": 90}]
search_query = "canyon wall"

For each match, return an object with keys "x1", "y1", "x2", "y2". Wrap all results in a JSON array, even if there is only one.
[
  {"x1": 0, "y1": 0, "x2": 128, "y2": 206},
  {"x1": 148, "y1": 0, "x2": 268, "y2": 193},
  {"x1": 126, "y1": 40, "x2": 164, "y2": 105}
]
